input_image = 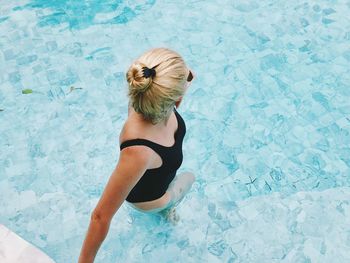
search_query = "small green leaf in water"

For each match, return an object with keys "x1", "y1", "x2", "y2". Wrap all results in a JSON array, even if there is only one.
[
  {"x1": 22, "y1": 89, "x2": 33, "y2": 94},
  {"x1": 68, "y1": 86, "x2": 83, "y2": 94}
]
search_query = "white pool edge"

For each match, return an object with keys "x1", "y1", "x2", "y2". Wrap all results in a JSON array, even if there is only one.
[{"x1": 0, "y1": 224, "x2": 55, "y2": 263}]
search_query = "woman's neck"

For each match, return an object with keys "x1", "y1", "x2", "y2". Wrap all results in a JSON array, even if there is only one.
[{"x1": 129, "y1": 105, "x2": 170, "y2": 128}]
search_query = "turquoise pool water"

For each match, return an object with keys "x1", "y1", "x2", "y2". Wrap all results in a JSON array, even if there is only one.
[{"x1": 1, "y1": 0, "x2": 350, "y2": 262}]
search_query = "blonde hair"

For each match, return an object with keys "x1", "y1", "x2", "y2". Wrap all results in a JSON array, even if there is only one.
[{"x1": 126, "y1": 47, "x2": 188, "y2": 124}]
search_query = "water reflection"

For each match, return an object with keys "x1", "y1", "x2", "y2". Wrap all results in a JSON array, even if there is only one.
[{"x1": 16, "y1": 0, "x2": 156, "y2": 29}]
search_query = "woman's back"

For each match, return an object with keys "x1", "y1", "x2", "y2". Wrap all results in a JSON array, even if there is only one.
[{"x1": 119, "y1": 106, "x2": 187, "y2": 203}]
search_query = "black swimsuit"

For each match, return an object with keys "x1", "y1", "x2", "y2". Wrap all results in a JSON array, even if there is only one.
[{"x1": 120, "y1": 107, "x2": 186, "y2": 203}]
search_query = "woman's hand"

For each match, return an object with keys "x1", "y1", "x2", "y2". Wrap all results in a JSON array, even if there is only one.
[{"x1": 78, "y1": 145, "x2": 153, "y2": 262}]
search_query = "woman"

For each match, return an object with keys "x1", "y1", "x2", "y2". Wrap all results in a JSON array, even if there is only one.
[{"x1": 78, "y1": 47, "x2": 195, "y2": 263}]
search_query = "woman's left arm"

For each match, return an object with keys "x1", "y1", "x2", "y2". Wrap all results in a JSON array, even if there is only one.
[{"x1": 78, "y1": 146, "x2": 151, "y2": 262}]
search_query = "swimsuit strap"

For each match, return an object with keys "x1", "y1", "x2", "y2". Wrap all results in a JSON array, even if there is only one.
[{"x1": 120, "y1": 138, "x2": 166, "y2": 151}]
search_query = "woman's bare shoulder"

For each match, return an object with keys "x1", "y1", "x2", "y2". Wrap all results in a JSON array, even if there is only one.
[{"x1": 119, "y1": 117, "x2": 148, "y2": 145}]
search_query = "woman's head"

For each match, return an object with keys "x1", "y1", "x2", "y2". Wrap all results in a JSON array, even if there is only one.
[{"x1": 126, "y1": 47, "x2": 189, "y2": 124}]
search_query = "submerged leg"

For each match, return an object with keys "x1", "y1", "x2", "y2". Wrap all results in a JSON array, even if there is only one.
[
  {"x1": 167, "y1": 171, "x2": 195, "y2": 208},
  {"x1": 159, "y1": 172, "x2": 195, "y2": 224}
]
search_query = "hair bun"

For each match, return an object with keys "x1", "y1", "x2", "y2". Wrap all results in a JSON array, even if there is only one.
[{"x1": 126, "y1": 63, "x2": 153, "y2": 94}]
